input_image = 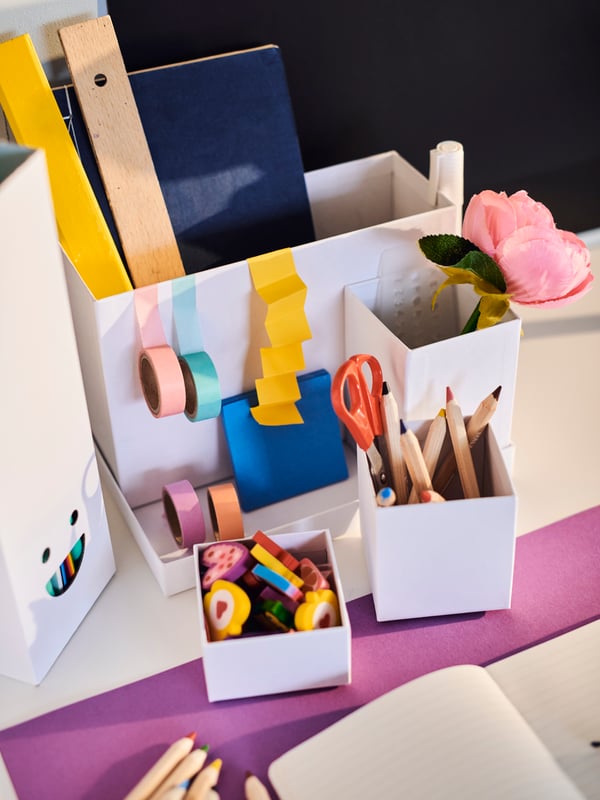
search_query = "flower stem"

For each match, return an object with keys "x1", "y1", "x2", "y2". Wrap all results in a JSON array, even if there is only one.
[{"x1": 461, "y1": 300, "x2": 481, "y2": 334}]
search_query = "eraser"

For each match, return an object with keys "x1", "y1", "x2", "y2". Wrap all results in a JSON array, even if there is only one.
[
  {"x1": 298, "y1": 557, "x2": 330, "y2": 591},
  {"x1": 250, "y1": 542, "x2": 304, "y2": 588},
  {"x1": 251, "y1": 563, "x2": 304, "y2": 602},
  {"x1": 295, "y1": 589, "x2": 340, "y2": 630},
  {"x1": 201, "y1": 541, "x2": 253, "y2": 590},
  {"x1": 203, "y1": 579, "x2": 251, "y2": 641},
  {"x1": 251, "y1": 530, "x2": 300, "y2": 571}
]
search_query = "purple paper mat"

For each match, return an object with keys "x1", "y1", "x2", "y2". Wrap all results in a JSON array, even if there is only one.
[{"x1": 2, "y1": 506, "x2": 599, "y2": 800}]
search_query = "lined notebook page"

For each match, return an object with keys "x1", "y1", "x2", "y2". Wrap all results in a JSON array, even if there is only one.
[
  {"x1": 269, "y1": 664, "x2": 583, "y2": 799},
  {"x1": 488, "y1": 620, "x2": 600, "y2": 799}
]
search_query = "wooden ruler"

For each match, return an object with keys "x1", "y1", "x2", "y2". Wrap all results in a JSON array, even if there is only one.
[{"x1": 59, "y1": 15, "x2": 185, "y2": 287}]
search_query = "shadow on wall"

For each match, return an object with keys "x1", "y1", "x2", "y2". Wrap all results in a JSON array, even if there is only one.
[{"x1": 107, "y1": 0, "x2": 600, "y2": 234}]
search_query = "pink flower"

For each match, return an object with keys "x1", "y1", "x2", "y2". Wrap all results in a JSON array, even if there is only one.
[{"x1": 462, "y1": 189, "x2": 593, "y2": 307}]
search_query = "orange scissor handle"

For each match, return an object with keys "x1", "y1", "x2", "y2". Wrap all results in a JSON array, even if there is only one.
[{"x1": 331, "y1": 354, "x2": 383, "y2": 451}]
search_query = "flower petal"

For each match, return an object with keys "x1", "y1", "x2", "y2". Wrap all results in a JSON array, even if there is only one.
[
  {"x1": 496, "y1": 225, "x2": 592, "y2": 305},
  {"x1": 508, "y1": 190, "x2": 556, "y2": 230},
  {"x1": 462, "y1": 190, "x2": 516, "y2": 259}
]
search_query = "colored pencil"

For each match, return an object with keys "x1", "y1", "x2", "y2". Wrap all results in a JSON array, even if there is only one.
[
  {"x1": 149, "y1": 747, "x2": 209, "y2": 799},
  {"x1": 379, "y1": 382, "x2": 409, "y2": 504},
  {"x1": 376, "y1": 486, "x2": 397, "y2": 507},
  {"x1": 123, "y1": 733, "x2": 197, "y2": 800},
  {"x1": 434, "y1": 386, "x2": 501, "y2": 492},
  {"x1": 408, "y1": 409, "x2": 446, "y2": 503},
  {"x1": 420, "y1": 489, "x2": 446, "y2": 503},
  {"x1": 399, "y1": 420, "x2": 433, "y2": 501},
  {"x1": 185, "y1": 758, "x2": 222, "y2": 800},
  {"x1": 244, "y1": 771, "x2": 273, "y2": 800},
  {"x1": 445, "y1": 387, "x2": 480, "y2": 499}
]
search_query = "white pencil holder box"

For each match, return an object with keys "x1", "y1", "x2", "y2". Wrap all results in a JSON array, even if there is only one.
[
  {"x1": 63, "y1": 149, "x2": 463, "y2": 595},
  {"x1": 193, "y1": 529, "x2": 351, "y2": 701},
  {"x1": 0, "y1": 145, "x2": 115, "y2": 684},
  {"x1": 344, "y1": 270, "x2": 522, "y2": 462},
  {"x1": 358, "y1": 419, "x2": 517, "y2": 622}
]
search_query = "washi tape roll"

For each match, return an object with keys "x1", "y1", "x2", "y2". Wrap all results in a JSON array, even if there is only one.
[
  {"x1": 178, "y1": 351, "x2": 221, "y2": 422},
  {"x1": 207, "y1": 482, "x2": 244, "y2": 541},
  {"x1": 172, "y1": 275, "x2": 222, "y2": 422},
  {"x1": 162, "y1": 479, "x2": 206, "y2": 548},
  {"x1": 139, "y1": 345, "x2": 186, "y2": 418},
  {"x1": 135, "y1": 285, "x2": 186, "y2": 418}
]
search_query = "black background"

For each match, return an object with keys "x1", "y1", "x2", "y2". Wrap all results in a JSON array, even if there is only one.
[{"x1": 108, "y1": 0, "x2": 600, "y2": 233}]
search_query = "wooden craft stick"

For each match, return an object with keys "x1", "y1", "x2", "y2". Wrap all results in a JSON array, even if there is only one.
[
  {"x1": 59, "y1": 15, "x2": 186, "y2": 287},
  {"x1": 445, "y1": 386, "x2": 480, "y2": 499}
]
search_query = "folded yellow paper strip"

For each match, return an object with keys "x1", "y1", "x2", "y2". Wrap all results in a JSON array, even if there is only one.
[
  {"x1": 248, "y1": 249, "x2": 312, "y2": 425},
  {"x1": 0, "y1": 34, "x2": 132, "y2": 299}
]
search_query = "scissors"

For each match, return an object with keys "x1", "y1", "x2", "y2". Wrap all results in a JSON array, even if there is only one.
[{"x1": 331, "y1": 354, "x2": 388, "y2": 489}]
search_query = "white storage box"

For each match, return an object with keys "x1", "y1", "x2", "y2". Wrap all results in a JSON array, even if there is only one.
[
  {"x1": 344, "y1": 273, "x2": 521, "y2": 457},
  {"x1": 63, "y1": 149, "x2": 463, "y2": 593},
  {"x1": 0, "y1": 145, "x2": 115, "y2": 684},
  {"x1": 193, "y1": 529, "x2": 351, "y2": 701},
  {"x1": 358, "y1": 420, "x2": 517, "y2": 622}
]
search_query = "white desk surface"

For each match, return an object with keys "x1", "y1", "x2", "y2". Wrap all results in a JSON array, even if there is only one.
[{"x1": 1, "y1": 237, "x2": 599, "y2": 794}]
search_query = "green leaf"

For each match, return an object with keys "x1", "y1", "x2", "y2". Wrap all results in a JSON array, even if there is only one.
[
  {"x1": 454, "y1": 250, "x2": 506, "y2": 292},
  {"x1": 418, "y1": 234, "x2": 479, "y2": 266},
  {"x1": 418, "y1": 234, "x2": 506, "y2": 292}
]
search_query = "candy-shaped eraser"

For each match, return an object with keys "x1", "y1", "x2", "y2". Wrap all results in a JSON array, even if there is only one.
[
  {"x1": 250, "y1": 542, "x2": 304, "y2": 588},
  {"x1": 201, "y1": 541, "x2": 253, "y2": 590},
  {"x1": 251, "y1": 563, "x2": 304, "y2": 602},
  {"x1": 251, "y1": 530, "x2": 299, "y2": 571},
  {"x1": 203, "y1": 579, "x2": 251, "y2": 641},
  {"x1": 295, "y1": 589, "x2": 340, "y2": 630},
  {"x1": 298, "y1": 557, "x2": 330, "y2": 591}
]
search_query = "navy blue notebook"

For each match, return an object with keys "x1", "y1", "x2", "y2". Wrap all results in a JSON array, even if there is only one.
[{"x1": 54, "y1": 45, "x2": 315, "y2": 274}]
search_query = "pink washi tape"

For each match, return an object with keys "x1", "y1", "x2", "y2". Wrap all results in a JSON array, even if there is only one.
[
  {"x1": 162, "y1": 479, "x2": 206, "y2": 548},
  {"x1": 134, "y1": 284, "x2": 186, "y2": 418}
]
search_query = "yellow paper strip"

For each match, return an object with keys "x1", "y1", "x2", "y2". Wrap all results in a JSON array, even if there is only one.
[
  {"x1": 260, "y1": 343, "x2": 306, "y2": 378},
  {"x1": 265, "y1": 289, "x2": 311, "y2": 347},
  {"x1": 248, "y1": 248, "x2": 312, "y2": 425},
  {"x1": 0, "y1": 35, "x2": 132, "y2": 299},
  {"x1": 254, "y1": 374, "x2": 302, "y2": 407},
  {"x1": 251, "y1": 403, "x2": 303, "y2": 426}
]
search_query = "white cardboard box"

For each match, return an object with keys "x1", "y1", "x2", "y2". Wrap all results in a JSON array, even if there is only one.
[
  {"x1": 193, "y1": 529, "x2": 351, "y2": 702},
  {"x1": 358, "y1": 421, "x2": 517, "y2": 622},
  {"x1": 98, "y1": 444, "x2": 359, "y2": 597},
  {"x1": 0, "y1": 144, "x2": 115, "y2": 684},
  {"x1": 344, "y1": 276, "x2": 522, "y2": 454},
  {"x1": 64, "y1": 149, "x2": 463, "y2": 593},
  {"x1": 64, "y1": 150, "x2": 461, "y2": 509}
]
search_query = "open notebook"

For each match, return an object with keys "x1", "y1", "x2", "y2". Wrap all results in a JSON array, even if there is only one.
[{"x1": 269, "y1": 620, "x2": 600, "y2": 799}]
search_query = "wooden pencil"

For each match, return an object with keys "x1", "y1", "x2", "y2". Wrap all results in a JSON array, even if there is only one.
[
  {"x1": 123, "y1": 733, "x2": 197, "y2": 800},
  {"x1": 379, "y1": 382, "x2": 409, "y2": 504},
  {"x1": 434, "y1": 386, "x2": 501, "y2": 492},
  {"x1": 185, "y1": 759, "x2": 222, "y2": 800},
  {"x1": 445, "y1": 387, "x2": 480, "y2": 499},
  {"x1": 408, "y1": 409, "x2": 446, "y2": 503},
  {"x1": 399, "y1": 420, "x2": 433, "y2": 502},
  {"x1": 244, "y1": 771, "x2": 273, "y2": 800},
  {"x1": 420, "y1": 489, "x2": 446, "y2": 503},
  {"x1": 148, "y1": 747, "x2": 209, "y2": 799}
]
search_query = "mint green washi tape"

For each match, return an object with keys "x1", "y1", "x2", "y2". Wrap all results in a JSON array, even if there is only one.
[
  {"x1": 179, "y1": 350, "x2": 221, "y2": 421},
  {"x1": 172, "y1": 275, "x2": 221, "y2": 421}
]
